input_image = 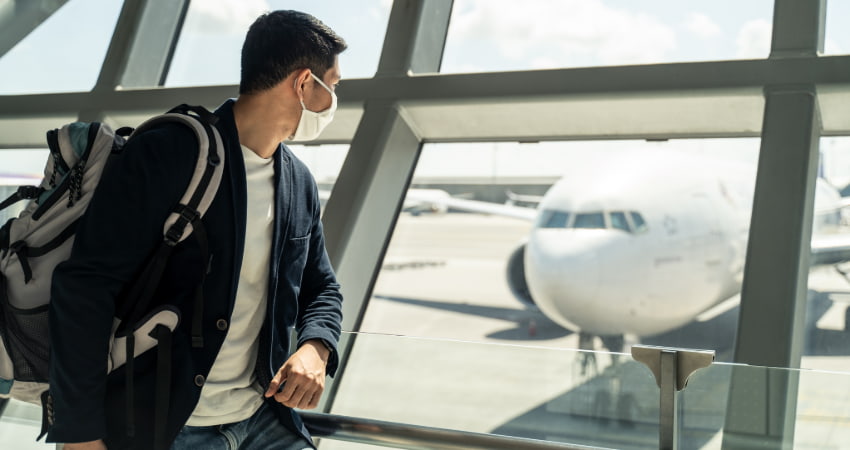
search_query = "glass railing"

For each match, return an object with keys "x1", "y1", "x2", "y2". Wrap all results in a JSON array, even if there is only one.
[
  {"x1": 326, "y1": 332, "x2": 850, "y2": 449},
  {"x1": 1, "y1": 331, "x2": 850, "y2": 449}
]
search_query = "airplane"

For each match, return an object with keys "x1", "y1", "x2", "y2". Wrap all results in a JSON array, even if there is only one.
[{"x1": 410, "y1": 149, "x2": 850, "y2": 353}]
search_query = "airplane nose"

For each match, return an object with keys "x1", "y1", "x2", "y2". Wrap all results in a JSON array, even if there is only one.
[{"x1": 524, "y1": 229, "x2": 604, "y2": 331}]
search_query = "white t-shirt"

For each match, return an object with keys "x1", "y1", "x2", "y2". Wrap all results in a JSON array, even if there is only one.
[{"x1": 187, "y1": 144, "x2": 275, "y2": 426}]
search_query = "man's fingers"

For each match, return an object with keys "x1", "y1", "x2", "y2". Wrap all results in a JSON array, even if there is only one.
[
  {"x1": 305, "y1": 392, "x2": 320, "y2": 409},
  {"x1": 276, "y1": 383, "x2": 310, "y2": 408},
  {"x1": 264, "y1": 371, "x2": 285, "y2": 398}
]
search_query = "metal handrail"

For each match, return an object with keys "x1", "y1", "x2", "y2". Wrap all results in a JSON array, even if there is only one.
[{"x1": 301, "y1": 412, "x2": 612, "y2": 450}]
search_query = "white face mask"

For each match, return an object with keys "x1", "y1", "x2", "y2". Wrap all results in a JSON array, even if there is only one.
[{"x1": 291, "y1": 72, "x2": 337, "y2": 141}]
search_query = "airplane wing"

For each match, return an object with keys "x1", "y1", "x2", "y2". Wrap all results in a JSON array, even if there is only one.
[
  {"x1": 421, "y1": 195, "x2": 538, "y2": 221},
  {"x1": 810, "y1": 233, "x2": 850, "y2": 266},
  {"x1": 320, "y1": 188, "x2": 538, "y2": 221},
  {"x1": 506, "y1": 190, "x2": 544, "y2": 206}
]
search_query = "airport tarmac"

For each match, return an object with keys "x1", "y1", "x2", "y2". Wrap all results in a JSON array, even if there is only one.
[
  {"x1": 2, "y1": 213, "x2": 850, "y2": 448},
  {"x1": 321, "y1": 212, "x2": 850, "y2": 450}
]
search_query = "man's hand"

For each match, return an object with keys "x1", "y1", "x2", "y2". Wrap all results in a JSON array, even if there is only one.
[
  {"x1": 62, "y1": 439, "x2": 107, "y2": 450},
  {"x1": 264, "y1": 340, "x2": 329, "y2": 409}
]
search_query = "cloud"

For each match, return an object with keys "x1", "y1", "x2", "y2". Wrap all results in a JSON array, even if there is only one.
[
  {"x1": 183, "y1": 0, "x2": 271, "y2": 34},
  {"x1": 736, "y1": 19, "x2": 771, "y2": 58},
  {"x1": 448, "y1": 0, "x2": 677, "y2": 66},
  {"x1": 685, "y1": 13, "x2": 721, "y2": 39}
]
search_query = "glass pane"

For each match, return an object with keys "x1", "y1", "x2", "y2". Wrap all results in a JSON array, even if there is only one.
[
  {"x1": 803, "y1": 136, "x2": 850, "y2": 373},
  {"x1": 537, "y1": 209, "x2": 570, "y2": 228},
  {"x1": 331, "y1": 332, "x2": 658, "y2": 449},
  {"x1": 610, "y1": 211, "x2": 631, "y2": 232},
  {"x1": 825, "y1": 0, "x2": 850, "y2": 55},
  {"x1": 442, "y1": 0, "x2": 774, "y2": 73},
  {"x1": 574, "y1": 212, "x2": 605, "y2": 229},
  {"x1": 630, "y1": 212, "x2": 648, "y2": 232},
  {"x1": 0, "y1": 399, "x2": 53, "y2": 449},
  {"x1": 0, "y1": 150, "x2": 49, "y2": 224},
  {"x1": 0, "y1": 0, "x2": 123, "y2": 94},
  {"x1": 287, "y1": 144, "x2": 349, "y2": 213},
  {"x1": 364, "y1": 139, "x2": 760, "y2": 364},
  {"x1": 330, "y1": 333, "x2": 850, "y2": 449},
  {"x1": 165, "y1": 0, "x2": 392, "y2": 87},
  {"x1": 795, "y1": 363, "x2": 850, "y2": 447}
]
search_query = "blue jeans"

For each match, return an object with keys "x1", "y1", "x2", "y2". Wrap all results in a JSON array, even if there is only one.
[{"x1": 170, "y1": 402, "x2": 312, "y2": 450}]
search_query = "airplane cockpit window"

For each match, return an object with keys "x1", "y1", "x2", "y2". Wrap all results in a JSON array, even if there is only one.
[
  {"x1": 629, "y1": 211, "x2": 649, "y2": 233},
  {"x1": 537, "y1": 209, "x2": 570, "y2": 228},
  {"x1": 609, "y1": 211, "x2": 631, "y2": 232},
  {"x1": 573, "y1": 212, "x2": 606, "y2": 229}
]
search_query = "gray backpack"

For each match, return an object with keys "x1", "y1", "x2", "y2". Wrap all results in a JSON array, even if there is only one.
[{"x1": 0, "y1": 105, "x2": 224, "y2": 443}]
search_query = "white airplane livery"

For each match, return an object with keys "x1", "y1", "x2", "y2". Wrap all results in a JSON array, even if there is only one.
[{"x1": 420, "y1": 150, "x2": 850, "y2": 349}]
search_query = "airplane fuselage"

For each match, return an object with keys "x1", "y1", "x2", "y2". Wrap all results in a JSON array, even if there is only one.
[{"x1": 523, "y1": 152, "x2": 754, "y2": 336}]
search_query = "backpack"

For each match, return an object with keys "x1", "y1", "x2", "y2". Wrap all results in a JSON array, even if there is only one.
[{"x1": 0, "y1": 105, "x2": 225, "y2": 446}]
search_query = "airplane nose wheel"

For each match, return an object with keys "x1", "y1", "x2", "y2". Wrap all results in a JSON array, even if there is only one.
[
  {"x1": 576, "y1": 333, "x2": 627, "y2": 377},
  {"x1": 577, "y1": 332, "x2": 598, "y2": 377},
  {"x1": 600, "y1": 334, "x2": 625, "y2": 366}
]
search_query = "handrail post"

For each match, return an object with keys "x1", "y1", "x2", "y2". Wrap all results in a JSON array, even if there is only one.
[{"x1": 632, "y1": 345, "x2": 715, "y2": 450}]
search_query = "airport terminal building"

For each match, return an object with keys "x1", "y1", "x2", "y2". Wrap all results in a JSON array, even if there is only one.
[{"x1": 1, "y1": 1, "x2": 850, "y2": 448}]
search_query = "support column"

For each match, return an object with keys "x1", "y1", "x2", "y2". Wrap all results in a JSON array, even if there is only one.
[
  {"x1": 0, "y1": 0, "x2": 69, "y2": 58},
  {"x1": 80, "y1": 0, "x2": 190, "y2": 121},
  {"x1": 319, "y1": 0, "x2": 453, "y2": 411},
  {"x1": 723, "y1": 0, "x2": 826, "y2": 446},
  {"x1": 724, "y1": 86, "x2": 820, "y2": 449}
]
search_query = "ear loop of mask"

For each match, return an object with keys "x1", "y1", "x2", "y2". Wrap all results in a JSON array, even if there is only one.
[{"x1": 294, "y1": 72, "x2": 333, "y2": 111}]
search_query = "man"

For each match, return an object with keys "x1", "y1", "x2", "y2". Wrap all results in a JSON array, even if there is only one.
[{"x1": 47, "y1": 11, "x2": 346, "y2": 450}]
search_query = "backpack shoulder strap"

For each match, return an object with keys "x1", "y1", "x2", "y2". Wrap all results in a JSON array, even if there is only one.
[{"x1": 130, "y1": 105, "x2": 225, "y2": 246}]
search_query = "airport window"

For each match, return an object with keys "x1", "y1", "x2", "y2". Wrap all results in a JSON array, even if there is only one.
[
  {"x1": 287, "y1": 144, "x2": 349, "y2": 214},
  {"x1": 0, "y1": 150, "x2": 49, "y2": 223},
  {"x1": 537, "y1": 209, "x2": 570, "y2": 228},
  {"x1": 825, "y1": 1, "x2": 850, "y2": 55},
  {"x1": 609, "y1": 211, "x2": 631, "y2": 232},
  {"x1": 164, "y1": 0, "x2": 392, "y2": 87},
  {"x1": 573, "y1": 212, "x2": 606, "y2": 229},
  {"x1": 0, "y1": 0, "x2": 123, "y2": 94},
  {"x1": 804, "y1": 135, "x2": 850, "y2": 374},
  {"x1": 442, "y1": 0, "x2": 774, "y2": 73}
]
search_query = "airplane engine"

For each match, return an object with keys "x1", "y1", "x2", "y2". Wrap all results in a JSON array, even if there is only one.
[{"x1": 506, "y1": 243, "x2": 536, "y2": 307}]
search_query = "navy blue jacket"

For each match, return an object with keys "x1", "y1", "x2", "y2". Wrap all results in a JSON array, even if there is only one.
[{"x1": 47, "y1": 100, "x2": 343, "y2": 449}]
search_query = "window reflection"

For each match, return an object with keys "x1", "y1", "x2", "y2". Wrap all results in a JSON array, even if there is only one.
[
  {"x1": 609, "y1": 211, "x2": 630, "y2": 232},
  {"x1": 536, "y1": 209, "x2": 646, "y2": 233},
  {"x1": 537, "y1": 210, "x2": 570, "y2": 228},
  {"x1": 573, "y1": 212, "x2": 605, "y2": 229},
  {"x1": 630, "y1": 211, "x2": 648, "y2": 232}
]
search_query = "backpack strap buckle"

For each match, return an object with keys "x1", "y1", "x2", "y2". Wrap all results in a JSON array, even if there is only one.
[{"x1": 164, "y1": 205, "x2": 201, "y2": 246}]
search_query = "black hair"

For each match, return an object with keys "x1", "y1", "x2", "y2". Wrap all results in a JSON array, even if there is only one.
[{"x1": 240, "y1": 10, "x2": 347, "y2": 95}]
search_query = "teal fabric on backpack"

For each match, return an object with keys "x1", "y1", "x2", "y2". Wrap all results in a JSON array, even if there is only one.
[
  {"x1": 37, "y1": 122, "x2": 91, "y2": 205},
  {"x1": 0, "y1": 377, "x2": 12, "y2": 395}
]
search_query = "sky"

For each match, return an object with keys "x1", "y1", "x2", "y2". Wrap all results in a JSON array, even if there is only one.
[{"x1": 0, "y1": 0, "x2": 848, "y2": 183}]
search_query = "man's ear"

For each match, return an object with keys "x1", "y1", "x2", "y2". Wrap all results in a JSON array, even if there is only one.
[{"x1": 292, "y1": 68, "x2": 313, "y2": 99}]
